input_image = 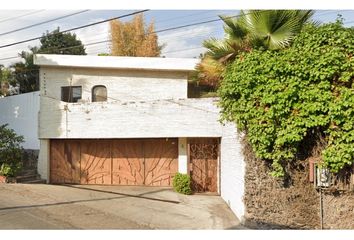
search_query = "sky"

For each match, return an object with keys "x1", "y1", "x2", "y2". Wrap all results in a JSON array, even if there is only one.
[{"x1": 0, "y1": 9, "x2": 353, "y2": 67}]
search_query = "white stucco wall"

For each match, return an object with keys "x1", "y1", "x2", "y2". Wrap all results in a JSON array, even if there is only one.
[
  {"x1": 178, "y1": 138, "x2": 188, "y2": 174},
  {"x1": 34, "y1": 54, "x2": 199, "y2": 72},
  {"x1": 0, "y1": 92, "x2": 40, "y2": 149},
  {"x1": 38, "y1": 139, "x2": 49, "y2": 182},
  {"x1": 39, "y1": 97, "x2": 222, "y2": 139},
  {"x1": 40, "y1": 67, "x2": 188, "y2": 102},
  {"x1": 220, "y1": 122, "x2": 246, "y2": 220}
]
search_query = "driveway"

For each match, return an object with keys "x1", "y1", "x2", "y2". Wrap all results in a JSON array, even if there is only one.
[{"x1": 0, "y1": 184, "x2": 242, "y2": 229}]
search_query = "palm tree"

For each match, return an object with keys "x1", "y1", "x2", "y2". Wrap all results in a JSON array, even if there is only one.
[{"x1": 197, "y1": 10, "x2": 314, "y2": 87}]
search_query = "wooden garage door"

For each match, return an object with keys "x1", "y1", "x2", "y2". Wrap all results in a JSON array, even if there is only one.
[
  {"x1": 50, "y1": 139, "x2": 178, "y2": 186},
  {"x1": 189, "y1": 138, "x2": 219, "y2": 193}
]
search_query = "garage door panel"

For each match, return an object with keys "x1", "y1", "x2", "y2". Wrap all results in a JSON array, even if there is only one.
[
  {"x1": 50, "y1": 140, "x2": 81, "y2": 184},
  {"x1": 144, "y1": 139, "x2": 178, "y2": 186},
  {"x1": 112, "y1": 140, "x2": 144, "y2": 185},
  {"x1": 80, "y1": 140, "x2": 111, "y2": 184},
  {"x1": 50, "y1": 138, "x2": 178, "y2": 186}
]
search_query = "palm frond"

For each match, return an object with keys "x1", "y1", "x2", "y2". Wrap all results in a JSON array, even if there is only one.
[
  {"x1": 238, "y1": 10, "x2": 314, "y2": 50},
  {"x1": 203, "y1": 38, "x2": 236, "y2": 62}
]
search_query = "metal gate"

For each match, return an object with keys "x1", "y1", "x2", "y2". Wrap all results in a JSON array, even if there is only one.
[
  {"x1": 189, "y1": 138, "x2": 219, "y2": 193},
  {"x1": 50, "y1": 139, "x2": 178, "y2": 186}
]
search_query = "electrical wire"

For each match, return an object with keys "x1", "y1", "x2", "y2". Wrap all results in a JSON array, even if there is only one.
[
  {"x1": 0, "y1": 10, "x2": 351, "y2": 63},
  {"x1": 0, "y1": 11, "x2": 247, "y2": 60},
  {"x1": 0, "y1": 9, "x2": 46, "y2": 24},
  {"x1": 0, "y1": 10, "x2": 90, "y2": 37},
  {"x1": 0, "y1": 9, "x2": 149, "y2": 49}
]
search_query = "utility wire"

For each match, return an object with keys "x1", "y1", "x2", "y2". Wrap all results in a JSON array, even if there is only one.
[
  {"x1": 0, "y1": 10, "x2": 348, "y2": 63},
  {"x1": 58, "y1": 10, "x2": 221, "y2": 45},
  {"x1": 0, "y1": 9, "x2": 46, "y2": 24},
  {"x1": 0, "y1": 11, "x2": 227, "y2": 60},
  {"x1": 0, "y1": 10, "x2": 90, "y2": 37},
  {"x1": 0, "y1": 10, "x2": 222, "y2": 56},
  {"x1": 0, "y1": 9, "x2": 149, "y2": 49}
]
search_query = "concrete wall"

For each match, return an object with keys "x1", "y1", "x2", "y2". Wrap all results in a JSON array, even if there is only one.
[
  {"x1": 0, "y1": 91, "x2": 40, "y2": 149},
  {"x1": 220, "y1": 123, "x2": 246, "y2": 220},
  {"x1": 38, "y1": 139, "x2": 49, "y2": 182},
  {"x1": 39, "y1": 97, "x2": 222, "y2": 139},
  {"x1": 40, "y1": 67, "x2": 188, "y2": 102},
  {"x1": 178, "y1": 138, "x2": 188, "y2": 174}
]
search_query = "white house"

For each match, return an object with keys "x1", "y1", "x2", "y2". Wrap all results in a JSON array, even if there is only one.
[{"x1": 7, "y1": 54, "x2": 246, "y2": 220}]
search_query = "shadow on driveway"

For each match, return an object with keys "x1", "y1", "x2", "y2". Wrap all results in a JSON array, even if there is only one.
[{"x1": 0, "y1": 184, "x2": 180, "y2": 212}]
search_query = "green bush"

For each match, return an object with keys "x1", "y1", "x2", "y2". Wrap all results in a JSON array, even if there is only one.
[
  {"x1": 219, "y1": 20, "x2": 354, "y2": 177},
  {"x1": 0, "y1": 163, "x2": 21, "y2": 177},
  {"x1": 0, "y1": 124, "x2": 24, "y2": 177},
  {"x1": 172, "y1": 173, "x2": 192, "y2": 195}
]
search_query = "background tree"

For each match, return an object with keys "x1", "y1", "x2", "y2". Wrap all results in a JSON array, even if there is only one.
[
  {"x1": 0, "y1": 65, "x2": 16, "y2": 96},
  {"x1": 38, "y1": 27, "x2": 86, "y2": 55},
  {"x1": 12, "y1": 28, "x2": 86, "y2": 93},
  {"x1": 11, "y1": 47, "x2": 40, "y2": 93},
  {"x1": 197, "y1": 10, "x2": 314, "y2": 88},
  {"x1": 110, "y1": 13, "x2": 163, "y2": 57}
]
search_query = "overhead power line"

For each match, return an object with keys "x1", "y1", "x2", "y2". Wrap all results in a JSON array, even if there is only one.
[
  {"x1": 0, "y1": 10, "x2": 348, "y2": 63},
  {"x1": 14, "y1": 12, "x2": 246, "y2": 55},
  {"x1": 0, "y1": 10, "x2": 90, "y2": 37},
  {"x1": 0, "y1": 9, "x2": 46, "y2": 24},
  {"x1": 0, "y1": 9, "x2": 149, "y2": 50}
]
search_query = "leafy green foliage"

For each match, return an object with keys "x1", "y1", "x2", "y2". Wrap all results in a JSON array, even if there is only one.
[
  {"x1": 172, "y1": 173, "x2": 192, "y2": 195},
  {"x1": 38, "y1": 28, "x2": 86, "y2": 55},
  {"x1": 11, "y1": 48, "x2": 40, "y2": 93},
  {"x1": 219, "y1": 20, "x2": 354, "y2": 177},
  {"x1": 0, "y1": 124, "x2": 24, "y2": 177},
  {"x1": 12, "y1": 27, "x2": 86, "y2": 93},
  {"x1": 0, "y1": 65, "x2": 16, "y2": 96}
]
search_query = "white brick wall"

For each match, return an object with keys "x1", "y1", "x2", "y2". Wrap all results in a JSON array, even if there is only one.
[
  {"x1": 39, "y1": 97, "x2": 222, "y2": 139},
  {"x1": 220, "y1": 122, "x2": 246, "y2": 220}
]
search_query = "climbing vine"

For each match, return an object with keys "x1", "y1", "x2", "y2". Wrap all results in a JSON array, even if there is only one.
[{"x1": 218, "y1": 20, "x2": 354, "y2": 177}]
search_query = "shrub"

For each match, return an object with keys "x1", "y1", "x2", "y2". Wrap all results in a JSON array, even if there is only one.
[
  {"x1": 0, "y1": 124, "x2": 24, "y2": 177},
  {"x1": 219, "y1": 20, "x2": 354, "y2": 177},
  {"x1": 172, "y1": 173, "x2": 192, "y2": 195}
]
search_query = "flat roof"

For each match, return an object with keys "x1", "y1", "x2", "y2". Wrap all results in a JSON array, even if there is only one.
[{"x1": 34, "y1": 54, "x2": 200, "y2": 72}]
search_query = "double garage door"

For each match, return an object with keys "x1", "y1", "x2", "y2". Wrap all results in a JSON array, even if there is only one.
[{"x1": 50, "y1": 138, "x2": 178, "y2": 186}]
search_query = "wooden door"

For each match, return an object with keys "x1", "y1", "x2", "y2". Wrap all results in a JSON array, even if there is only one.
[
  {"x1": 144, "y1": 139, "x2": 178, "y2": 186},
  {"x1": 80, "y1": 140, "x2": 111, "y2": 184},
  {"x1": 50, "y1": 140, "x2": 81, "y2": 184},
  {"x1": 50, "y1": 138, "x2": 178, "y2": 186},
  {"x1": 189, "y1": 138, "x2": 219, "y2": 193},
  {"x1": 111, "y1": 140, "x2": 145, "y2": 185}
]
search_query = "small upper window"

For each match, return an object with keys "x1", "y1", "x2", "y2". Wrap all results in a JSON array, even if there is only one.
[
  {"x1": 61, "y1": 86, "x2": 82, "y2": 103},
  {"x1": 92, "y1": 85, "x2": 107, "y2": 102}
]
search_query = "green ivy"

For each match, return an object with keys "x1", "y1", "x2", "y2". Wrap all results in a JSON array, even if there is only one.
[{"x1": 219, "y1": 20, "x2": 354, "y2": 177}]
